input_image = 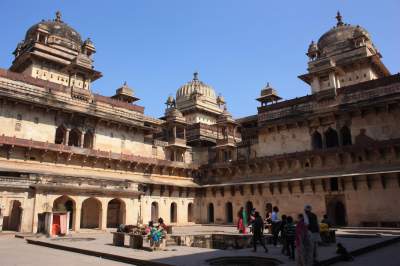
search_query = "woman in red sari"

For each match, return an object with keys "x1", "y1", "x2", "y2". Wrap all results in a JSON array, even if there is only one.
[{"x1": 237, "y1": 207, "x2": 246, "y2": 234}]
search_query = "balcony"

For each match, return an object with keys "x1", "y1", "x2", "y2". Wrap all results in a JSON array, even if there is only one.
[
  {"x1": 167, "y1": 138, "x2": 187, "y2": 148},
  {"x1": 216, "y1": 137, "x2": 236, "y2": 147}
]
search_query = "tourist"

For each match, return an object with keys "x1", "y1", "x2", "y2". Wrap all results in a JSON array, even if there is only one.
[
  {"x1": 147, "y1": 221, "x2": 163, "y2": 249},
  {"x1": 321, "y1": 214, "x2": 331, "y2": 227},
  {"x1": 251, "y1": 211, "x2": 268, "y2": 253},
  {"x1": 295, "y1": 213, "x2": 312, "y2": 266},
  {"x1": 264, "y1": 212, "x2": 272, "y2": 233},
  {"x1": 284, "y1": 216, "x2": 296, "y2": 260},
  {"x1": 280, "y1": 214, "x2": 288, "y2": 254},
  {"x1": 249, "y1": 208, "x2": 256, "y2": 233},
  {"x1": 271, "y1": 206, "x2": 281, "y2": 246},
  {"x1": 304, "y1": 204, "x2": 320, "y2": 264},
  {"x1": 158, "y1": 217, "x2": 168, "y2": 230},
  {"x1": 237, "y1": 207, "x2": 246, "y2": 234}
]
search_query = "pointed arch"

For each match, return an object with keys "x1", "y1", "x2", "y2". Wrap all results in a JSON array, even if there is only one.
[
  {"x1": 340, "y1": 126, "x2": 352, "y2": 146},
  {"x1": 312, "y1": 131, "x2": 323, "y2": 149},
  {"x1": 107, "y1": 198, "x2": 126, "y2": 228},
  {"x1": 325, "y1": 128, "x2": 339, "y2": 148},
  {"x1": 170, "y1": 202, "x2": 177, "y2": 223}
]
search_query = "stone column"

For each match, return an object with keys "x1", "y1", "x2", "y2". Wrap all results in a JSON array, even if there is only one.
[
  {"x1": 80, "y1": 131, "x2": 85, "y2": 148},
  {"x1": 100, "y1": 200, "x2": 108, "y2": 230},
  {"x1": 173, "y1": 126, "x2": 177, "y2": 139},
  {"x1": 64, "y1": 129, "x2": 70, "y2": 145},
  {"x1": 74, "y1": 207, "x2": 81, "y2": 232}
]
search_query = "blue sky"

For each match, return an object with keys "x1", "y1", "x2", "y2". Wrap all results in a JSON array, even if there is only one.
[{"x1": 0, "y1": 0, "x2": 399, "y2": 118}]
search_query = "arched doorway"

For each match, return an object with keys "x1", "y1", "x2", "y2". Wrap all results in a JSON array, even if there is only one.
[
  {"x1": 5, "y1": 200, "x2": 22, "y2": 231},
  {"x1": 312, "y1": 131, "x2": 323, "y2": 149},
  {"x1": 225, "y1": 202, "x2": 233, "y2": 224},
  {"x1": 83, "y1": 130, "x2": 94, "y2": 149},
  {"x1": 68, "y1": 128, "x2": 81, "y2": 147},
  {"x1": 265, "y1": 203, "x2": 273, "y2": 218},
  {"x1": 187, "y1": 203, "x2": 194, "y2": 223},
  {"x1": 55, "y1": 126, "x2": 66, "y2": 144},
  {"x1": 53, "y1": 195, "x2": 75, "y2": 230},
  {"x1": 170, "y1": 202, "x2": 177, "y2": 223},
  {"x1": 81, "y1": 198, "x2": 101, "y2": 229},
  {"x1": 327, "y1": 197, "x2": 347, "y2": 226},
  {"x1": 340, "y1": 126, "x2": 352, "y2": 146},
  {"x1": 107, "y1": 199, "x2": 126, "y2": 228},
  {"x1": 325, "y1": 128, "x2": 339, "y2": 148},
  {"x1": 208, "y1": 203, "x2": 214, "y2": 223},
  {"x1": 151, "y1": 202, "x2": 159, "y2": 223},
  {"x1": 245, "y1": 201, "x2": 253, "y2": 223}
]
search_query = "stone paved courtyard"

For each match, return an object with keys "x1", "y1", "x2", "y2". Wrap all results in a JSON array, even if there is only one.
[{"x1": 1, "y1": 226, "x2": 400, "y2": 266}]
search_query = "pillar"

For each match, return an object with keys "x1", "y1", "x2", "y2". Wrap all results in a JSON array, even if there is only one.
[
  {"x1": 80, "y1": 131, "x2": 85, "y2": 148},
  {"x1": 64, "y1": 129, "x2": 70, "y2": 145},
  {"x1": 74, "y1": 206, "x2": 81, "y2": 232},
  {"x1": 173, "y1": 126, "x2": 177, "y2": 139},
  {"x1": 100, "y1": 200, "x2": 107, "y2": 230}
]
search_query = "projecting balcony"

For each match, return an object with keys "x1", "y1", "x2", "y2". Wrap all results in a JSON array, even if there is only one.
[
  {"x1": 167, "y1": 138, "x2": 188, "y2": 148},
  {"x1": 216, "y1": 137, "x2": 236, "y2": 148}
]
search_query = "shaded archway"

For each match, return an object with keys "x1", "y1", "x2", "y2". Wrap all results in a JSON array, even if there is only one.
[
  {"x1": 265, "y1": 203, "x2": 273, "y2": 218},
  {"x1": 4, "y1": 200, "x2": 22, "y2": 231},
  {"x1": 170, "y1": 202, "x2": 177, "y2": 223},
  {"x1": 68, "y1": 128, "x2": 81, "y2": 147},
  {"x1": 208, "y1": 203, "x2": 214, "y2": 223},
  {"x1": 81, "y1": 197, "x2": 102, "y2": 229},
  {"x1": 340, "y1": 126, "x2": 352, "y2": 146},
  {"x1": 225, "y1": 202, "x2": 233, "y2": 224},
  {"x1": 151, "y1": 202, "x2": 159, "y2": 223},
  {"x1": 327, "y1": 198, "x2": 347, "y2": 227},
  {"x1": 312, "y1": 131, "x2": 323, "y2": 149},
  {"x1": 245, "y1": 201, "x2": 253, "y2": 223},
  {"x1": 187, "y1": 203, "x2": 194, "y2": 223},
  {"x1": 107, "y1": 198, "x2": 126, "y2": 228},
  {"x1": 55, "y1": 126, "x2": 66, "y2": 144},
  {"x1": 83, "y1": 130, "x2": 94, "y2": 149},
  {"x1": 53, "y1": 195, "x2": 75, "y2": 230},
  {"x1": 325, "y1": 128, "x2": 339, "y2": 148}
]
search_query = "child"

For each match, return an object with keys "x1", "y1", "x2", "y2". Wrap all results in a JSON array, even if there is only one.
[{"x1": 284, "y1": 216, "x2": 296, "y2": 260}]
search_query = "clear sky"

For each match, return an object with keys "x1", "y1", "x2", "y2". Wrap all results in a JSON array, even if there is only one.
[{"x1": 0, "y1": 0, "x2": 399, "y2": 118}]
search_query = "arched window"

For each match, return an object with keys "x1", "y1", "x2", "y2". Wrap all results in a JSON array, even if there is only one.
[
  {"x1": 55, "y1": 126, "x2": 66, "y2": 144},
  {"x1": 68, "y1": 128, "x2": 81, "y2": 147},
  {"x1": 83, "y1": 130, "x2": 94, "y2": 149},
  {"x1": 208, "y1": 203, "x2": 214, "y2": 223},
  {"x1": 325, "y1": 128, "x2": 339, "y2": 148},
  {"x1": 340, "y1": 126, "x2": 352, "y2": 146},
  {"x1": 225, "y1": 202, "x2": 233, "y2": 224},
  {"x1": 170, "y1": 202, "x2": 177, "y2": 223},
  {"x1": 312, "y1": 131, "x2": 323, "y2": 149}
]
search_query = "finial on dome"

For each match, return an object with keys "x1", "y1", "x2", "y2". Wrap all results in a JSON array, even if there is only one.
[
  {"x1": 55, "y1": 10, "x2": 62, "y2": 22},
  {"x1": 336, "y1": 11, "x2": 344, "y2": 26},
  {"x1": 193, "y1": 72, "x2": 199, "y2": 81}
]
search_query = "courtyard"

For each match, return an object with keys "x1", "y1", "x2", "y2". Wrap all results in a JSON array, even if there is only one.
[{"x1": 1, "y1": 225, "x2": 400, "y2": 266}]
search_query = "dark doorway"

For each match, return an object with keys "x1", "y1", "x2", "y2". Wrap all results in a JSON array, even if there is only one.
[
  {"x1": 5, "y1": 201, "x2": 22, "y2": 231},
  {"x1": 55, "y1": 126, "x2": 66, "y2": 144},
  {"x1": 340, "y1": 126, "x2": 352, "y2": 146},
  {"x1": 68, "y1": 129, "x2": 81, "y2": 147},
  {"x1": 208, "y1": 203, "x2": 214, "y2": 223},
  {"x1": 225, "y1": 202, "x2": 233, "y2": 224},
  {"x1": 107, "y1": 199, "x2": 125, "y2": 228},
  {"x1": 326, "y1": 196, "x2": 347, "y2": 226},
  {"x1": 325, "y1": 128, "x2": 339, "y2": 148},
  {"x1": 170, "y1": 202, "x2": 177, "y2": 223},
  {"x1": 312, "y1": 131, "x2": 323, "y2": 149},
  {"x1": 83, "y1": 130, "x2": 94, "y2": 149},
  {"x1": 188, "y1": 203, "x2": 194, "y2": 223}
]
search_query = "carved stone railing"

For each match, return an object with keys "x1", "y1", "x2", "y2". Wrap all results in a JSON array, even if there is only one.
[{"x1": 0, "y1": 135, "x2": 197, "y2": 170}]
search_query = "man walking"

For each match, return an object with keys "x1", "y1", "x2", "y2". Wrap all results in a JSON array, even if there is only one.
[
  {"x1": 304, "y1": 204, "x2": 320, "y2": 264},
  {"x1": 252, "y1": 211, "x2": 268, "y2": 252}
]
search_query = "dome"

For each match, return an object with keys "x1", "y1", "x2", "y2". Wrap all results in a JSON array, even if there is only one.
[
  {"x1": 176, "y1": 72, "x2": 217, "y2": 101},
  {"x1": 25, "y1": 11, "x2": 82, "y2": 51},
  {"x1": 317, "y1": 12, "x2": 370, "y2": 56}
]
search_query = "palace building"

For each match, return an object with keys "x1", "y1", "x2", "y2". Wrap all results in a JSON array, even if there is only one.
[{"x1": 0, "y1": 11, "x2": 399, "y2": 233}]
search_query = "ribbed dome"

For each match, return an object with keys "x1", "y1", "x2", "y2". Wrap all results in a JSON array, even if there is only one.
[
  {"x1": 176, "y1": 72, "x2": 217, "y2": 101},
  {"x1": 317, "y1": 12, "x2": 370, "y2": 56},
  {"x1": 25, "y1": 11, "x2": 82, "y2": 51}
]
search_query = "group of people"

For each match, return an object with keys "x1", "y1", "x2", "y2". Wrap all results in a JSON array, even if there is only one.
[
  {"x1": 145, "y1": 217, "x2": 168, "y2": 249},
  {"x1": 237, "y1": 204, "x2": 330, "y2": 266}
]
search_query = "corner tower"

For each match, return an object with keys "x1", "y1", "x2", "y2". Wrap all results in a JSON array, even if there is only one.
[
  {"x1": 299, "y1": 12, "x2": 390, "y2": 94},
  {"x1": 10, "y1": 11, "x2": 102, "y2": 101}
]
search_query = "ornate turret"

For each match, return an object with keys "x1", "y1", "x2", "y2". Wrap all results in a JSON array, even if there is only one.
[
  {"x1": 256, "y1": 82, "x2": 282, "y2": 106},
  {"x1": 111, "y1": 82, "x2": 139, "y2": 103},
  {"x1": 299, "y1": 11, "x2": 390, "y2": 94}
]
